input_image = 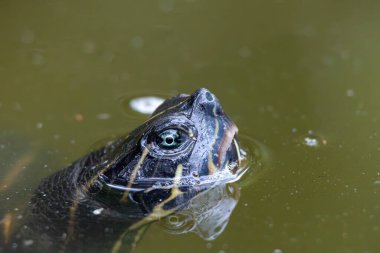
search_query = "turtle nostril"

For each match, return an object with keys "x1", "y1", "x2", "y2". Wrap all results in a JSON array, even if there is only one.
[
  {"x1": 215, "y1": 107, "x2": 223, "y2": 116},
  {"x1": 205, "y1": 92, "x2": 214, "y2": 102}
]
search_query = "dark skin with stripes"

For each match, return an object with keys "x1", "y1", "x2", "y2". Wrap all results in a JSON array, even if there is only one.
[{"x1": 3, "y1": 88, "x2": 241, "y2": 253}]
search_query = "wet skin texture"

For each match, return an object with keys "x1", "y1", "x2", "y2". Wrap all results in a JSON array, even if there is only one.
[{"x1": 5, "y1": 88, "x2": 240, "y2": 253}]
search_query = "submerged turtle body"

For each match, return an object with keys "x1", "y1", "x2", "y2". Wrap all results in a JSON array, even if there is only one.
[{"x1": 2, "y1": 88, "x2": 242, "y2": 253}]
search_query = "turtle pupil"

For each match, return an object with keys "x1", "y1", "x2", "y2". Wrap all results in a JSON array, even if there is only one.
[
  {"x1": 166, "y1": 136, "x2": 174, "y2": 144},
  {"x1": 158, "y1": 129, "x2": 182, "y2": 149}
]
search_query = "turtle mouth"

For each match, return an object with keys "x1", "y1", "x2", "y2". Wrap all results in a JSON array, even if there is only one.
[{"x1": 217, "y1": 122, "x2": 239, "y2": 170}]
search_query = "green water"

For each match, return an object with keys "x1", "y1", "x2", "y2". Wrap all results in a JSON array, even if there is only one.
[{"x1": 1, "y1": 1, "x2": 380, "y2": 252}]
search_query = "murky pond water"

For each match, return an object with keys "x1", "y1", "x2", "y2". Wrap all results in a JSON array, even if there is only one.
[{"x1": 1, "y1": 1, "x2": 380, "y2": 252}]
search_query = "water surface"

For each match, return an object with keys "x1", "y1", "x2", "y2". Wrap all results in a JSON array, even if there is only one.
[{"x1": 1, "y1": 1, "x2": 380, "y2": 252}]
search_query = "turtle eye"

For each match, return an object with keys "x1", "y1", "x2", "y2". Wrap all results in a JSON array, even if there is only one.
[{"x1": 157, "y1": 129, "x2": 183, "y2": 149}]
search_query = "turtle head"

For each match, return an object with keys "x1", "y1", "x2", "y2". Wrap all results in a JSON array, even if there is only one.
[{"x1": 100, "y1": 88, "x2": 241, "y2": 215}]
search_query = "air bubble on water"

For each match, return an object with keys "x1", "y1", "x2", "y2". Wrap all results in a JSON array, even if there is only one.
[
  {"x1": 168, "y1": 215, "x2": 179, "y2": 225},
  {"x1": 83, "y1": 41, "x2": 96, "y2": 54},
  {"x1": 21, "y1": 30, "x2": 35, "y2": 44},
  {"x1": 239, "y1": 46, "x2": 252, "y2": 58},
  {"x1": 323, "y1": 56, "x2": 335, "y2": 66},
  {"x1": 346, "y1": 89, "x2": 355, "y2": 97},
  {"x1": 14, "y1": 102, "x2": 23, "y2": 111},
  {"x1": 36, "y1": 122, "x2": 43, "y2": 129},
  {"x1": 373, "y1": 181, "x2": 380, "y2": 186},
  {"x1": 206, "y1": 242, "x2": 212, "y2": 249},
  {"x1": 102, "y1": 51, "x2": 115, "y2": 63},
  {"x1": 159, "y1": 0, "x2": 175, "y2": 12},
  {"x1": 130, "y1": 97, "x2": 165, "y2": 115},
  {"x1": 32, "y1": 52, "x2": 45, "y2": 65},
  {"x1": 92, "y1": 208, "x2": 104, "y2": 215},
  {"x1": 130, "y1": 36, "x2": 144, "y2": 49},
  {"x1": 273, "y1": 249, "x2": 283, "y2": 253}
]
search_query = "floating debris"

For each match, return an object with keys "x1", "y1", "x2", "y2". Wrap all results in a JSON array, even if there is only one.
[
  {"x1": 296, "y1": 130, "x2": 327, "y2": 148},
  {"x1": 74, "y1": 113, "x2": 84, "y2": 122},
  {"x1": 304, "y1": 137, "x2": 319, "y2": 147},
  {"x1": 96, "y1": 113, "x2": 111, "y2": 120},
  {"x1": 129, "y1": 96, "x2": 165, "y2": 115}
]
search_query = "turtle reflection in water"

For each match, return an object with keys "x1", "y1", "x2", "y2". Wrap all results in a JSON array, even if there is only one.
[{"x1": 1, "y1": 88, "x2": 246, "y2": 253}]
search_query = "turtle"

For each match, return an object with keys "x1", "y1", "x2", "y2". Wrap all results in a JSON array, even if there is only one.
[{"x1": 0, "y1": 88, "x2": 244, "y2": 253}]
